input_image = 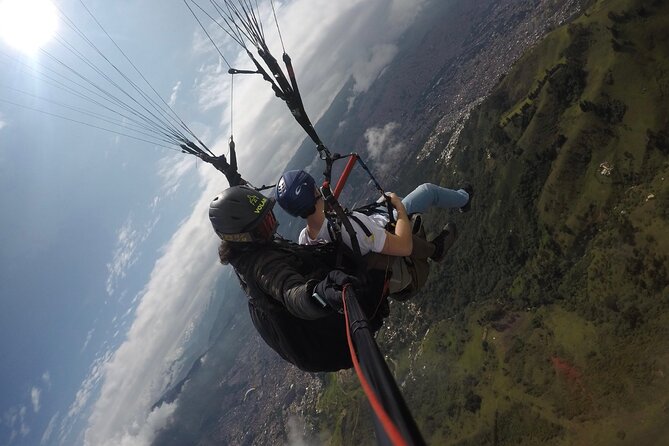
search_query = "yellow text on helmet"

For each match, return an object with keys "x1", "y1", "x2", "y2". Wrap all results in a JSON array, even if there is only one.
[{"x1": 247, "y1": 195, "x2": 268, "y2": 214}]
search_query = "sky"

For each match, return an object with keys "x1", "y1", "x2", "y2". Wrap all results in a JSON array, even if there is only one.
[{"x1": 0, "y1": 0, "x2": 428, "y2": 444}]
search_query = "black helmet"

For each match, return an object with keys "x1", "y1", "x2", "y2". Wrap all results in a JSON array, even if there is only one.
[
  {"x1": 209, "y1": 185, "x2": 278, "y2": 242},
  {"x1": 276, "y1": 169, "x2": 317, "y2": 218}
]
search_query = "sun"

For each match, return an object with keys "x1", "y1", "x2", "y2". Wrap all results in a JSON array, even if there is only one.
[{"x1": 0, "y1": 0, "x2": 59, "y2": 54}]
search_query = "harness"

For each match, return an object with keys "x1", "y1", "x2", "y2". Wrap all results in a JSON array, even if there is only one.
[{"x1": 325, "y1": 213, "x2": 373, "y2": 243}]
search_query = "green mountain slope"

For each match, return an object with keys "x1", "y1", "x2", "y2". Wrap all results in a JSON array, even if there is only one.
[{"x1": 318, "y1": 0, "x2": 669, "y2": 444}]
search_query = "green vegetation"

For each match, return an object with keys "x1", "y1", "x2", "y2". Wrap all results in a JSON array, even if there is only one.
[
  {"x1": 315, "y1": 372, "x2": 373, "y2": 445},
  {"x1": 317, "y1": 0, "x2": 669, "y2": 443}
]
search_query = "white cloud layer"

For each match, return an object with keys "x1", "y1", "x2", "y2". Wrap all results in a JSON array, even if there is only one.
[
  {"x1": 350, "y1": 43, "x2": 398, "y2": 94},
  {"x1": 105, "y1": 215, "x2": 159, "y2": 297},
  {"x1": 81, "y1": 328, "x2": 95, "y2": 352},
  {"x1": 75, "y1": 1, "x2": 426, "y2": 444},
  {"x1": 106, "y1": 219, "x2": 139, "y2": 297},
  {"x1": 2, "y1": 404, "x2": 29, "y2": 443},
  {"x1": 59, "y1": 349, "x2": 114, "y2": 443},
  {"x1": 365, "y1": 122, "x2": 405, "y2": 175},
  {"x1": 95, "y1": 402, "x2": 177, "y2": 446},
  {"x1": 82, "y1": 184, "x2": 223, "y2": 445},
  {"x1": 168, "y1": 81, "x2": 181, "y2": 107},
  {"x1": 156, "y1": 154, "x2": 194, "y2": 200},
  {"x1": 41, "y1": 411, "x2": 60, "y2": 446},
  {"x1": 42, "y1": 371, "x2": 52, "y2": 389},
  {"x1": 31, "y1": 387, "x2": 41, "y2": 413}
]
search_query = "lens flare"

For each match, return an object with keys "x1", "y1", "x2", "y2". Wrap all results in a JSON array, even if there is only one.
[{"x1": 0, "y1": 0, "x2": 59, "y2": 54}]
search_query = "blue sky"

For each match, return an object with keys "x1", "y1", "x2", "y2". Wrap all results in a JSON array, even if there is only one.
[{"x1": 0, "y1": 0, "x2": 428, "y2": 444}]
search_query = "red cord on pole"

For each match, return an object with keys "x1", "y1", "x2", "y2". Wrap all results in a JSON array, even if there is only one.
[{"x1": 342, "y1": 286, "x2": 408, "y2": 446}]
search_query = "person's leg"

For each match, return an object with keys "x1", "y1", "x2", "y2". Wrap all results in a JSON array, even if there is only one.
[
  {"x1": 429, "y1": 222, "x2": 458, "y2": 262},
  {"x1": 411, "y1": 233, "x2": 435, "y2": 259},
  {"x1": 401, "y1": 183, "x2": 469, "y2": 215}
]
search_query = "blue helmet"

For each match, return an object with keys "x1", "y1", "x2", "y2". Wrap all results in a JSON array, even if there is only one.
[{"x1": 276, "y1": 169, "x2": 317, "y2": 218}]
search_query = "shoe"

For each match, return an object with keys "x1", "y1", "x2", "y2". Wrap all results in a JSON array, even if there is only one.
[
  {"x1": 459, "y1": 184, "x2": 473, "y2": 213},
  {"x1": 430, "y1": 222, "x2": 457, "y2": 262}
]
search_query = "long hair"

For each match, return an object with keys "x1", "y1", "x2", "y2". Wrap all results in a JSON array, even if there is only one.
[{"x1": 218, "y1": 240, "x2": 235, "y2": 265}]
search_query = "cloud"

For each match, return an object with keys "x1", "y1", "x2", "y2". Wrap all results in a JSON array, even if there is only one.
[
  {"x1": 364, "y1": 122, "x2": 405, "y2": 174},
  {"x1": 286, "y1": 415, "x2": 312, "y2": 446},
  {"x1": 42, "y1": 371, "x2": 52, "y2": 389},
  {"x1": 156, "y1": 154, "x2": 194, "y2": 199},
  {"x1": 106, "y1": 218, "x2": 141, "y2": 296},
  {"x1": 100, "y1": 402, "x2": 177, "y2": 446},
  {"x1": 58, "y1": 349, "x2": 114, "y2": 444},
  {"x1": 2, "y1": 405, "x2": 30, "y2": 443},
  {"x1": 168, "y1": 81, "x2": 181, "y2": 107},
  {"x1": 81, "y1": 328, "x2": 95, "y2": 352},
  {"x1": 31, "y1": 387, "x2": 41, "y2": 413},
  {"x1": 195, "y1": 58, "x2": 230, "y2": 113},
  {"x1": 105, "y1": 214, "x2": 160, "y2": 297},
  {"x1": 82, "y1": 188, "x2": 223, "y2": 446},
  {"x1": 350, "y1": 44, "x2": 398, "y2": 94},
  {"x1": 41, "y1": 412, "x2": 60, "y2": 446}
]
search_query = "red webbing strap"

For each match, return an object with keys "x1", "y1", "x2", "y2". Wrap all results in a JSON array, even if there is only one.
[
  {"x1": 342, "y1": 286, "x2": 408, "y2": 446},
  {"x1": 333, "y1": 154, "x2": 358, "y2": 199}
]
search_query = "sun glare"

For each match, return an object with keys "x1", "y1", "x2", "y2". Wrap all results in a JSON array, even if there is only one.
[{"x1": 0, "y1": 0, "x2": 58, "y2": 54}]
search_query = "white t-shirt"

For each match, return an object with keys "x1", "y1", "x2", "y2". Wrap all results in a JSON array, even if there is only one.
[{"x1": 298, "y1": 211, "x2": 389, "y2": 255}]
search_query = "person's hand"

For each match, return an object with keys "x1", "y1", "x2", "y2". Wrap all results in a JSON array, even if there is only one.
[
  {"x1": 312, "y1": 270, "x2": 361, "y2": 312},
  {"x1": 384, "y1": 192, "x2": 408, "y2": 218},
  {"x1": 386, "y1": 192, "x2": 403, "y2": 208}
]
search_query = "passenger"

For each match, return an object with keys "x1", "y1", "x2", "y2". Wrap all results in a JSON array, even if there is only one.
[
  {"x1": 275, "y1": 170, "x2": 472, "y2": 261},
  {"x1": 274, "y1": 170, "x2": 473, "y2": 299}
]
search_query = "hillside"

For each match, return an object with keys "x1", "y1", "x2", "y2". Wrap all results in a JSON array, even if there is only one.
[{"x1": 317, "y1": 0, "x2": 669, "y2": 444}]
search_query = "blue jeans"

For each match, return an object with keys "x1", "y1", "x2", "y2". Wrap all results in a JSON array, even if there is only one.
[{"x1": 401, "y1": 183, "x2": 469, "y2": 214}]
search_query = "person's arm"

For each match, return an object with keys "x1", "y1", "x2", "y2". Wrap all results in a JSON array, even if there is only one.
[
  {"x1": 380, "y1": 193, "x2": 413, "y2": 256},
  {"x1": 249, "y1": 249, "x2": 332, "y2": 320}
]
